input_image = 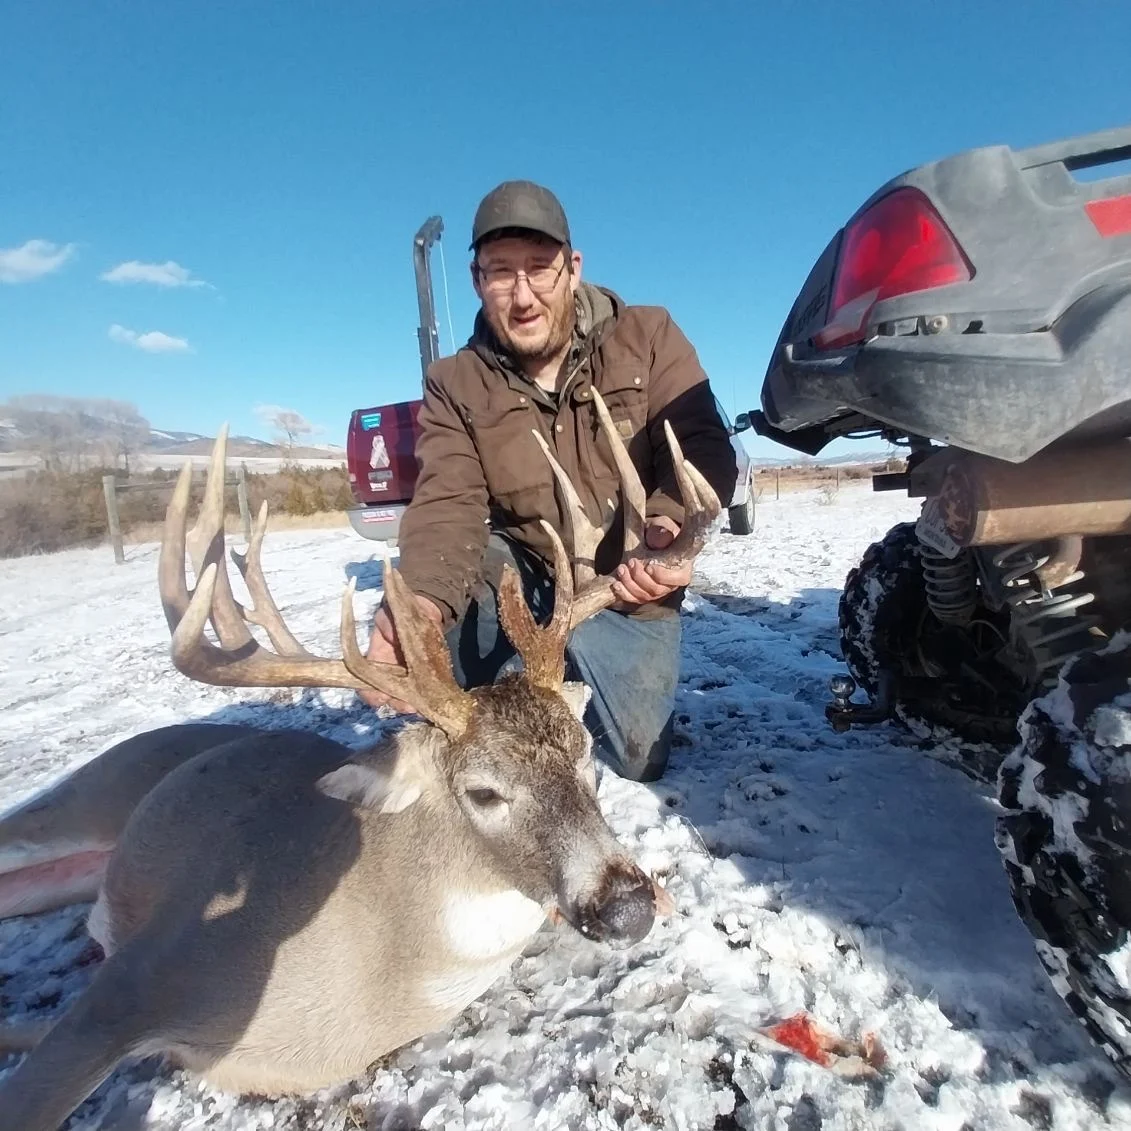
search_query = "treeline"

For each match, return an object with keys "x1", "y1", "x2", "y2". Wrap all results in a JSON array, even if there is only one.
[
  {"x1": 1, "y1": 464, "x2": 354, "y2": 559},
  {"x1": 1, "y1": 394, "x2": 151, "y2": 475}
]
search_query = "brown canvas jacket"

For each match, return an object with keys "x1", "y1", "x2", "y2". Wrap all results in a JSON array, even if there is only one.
[{"x1": 396, "y1": 282, "x2": 737, "y2": 626}]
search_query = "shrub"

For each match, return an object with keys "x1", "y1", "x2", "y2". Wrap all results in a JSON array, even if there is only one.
[{"x1": 0, "y1": 463, "x2": 352, "y2": 559}]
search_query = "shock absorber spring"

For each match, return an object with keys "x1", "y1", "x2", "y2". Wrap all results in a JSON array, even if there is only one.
[
  {"x1": 919, "y1": 544, "x2": 978, "y2": 626},
  {"x1": 992, "y1": 541, "x2": 1101, "y2": 685}
]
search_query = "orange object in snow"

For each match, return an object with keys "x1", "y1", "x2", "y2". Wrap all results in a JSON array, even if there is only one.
[{"x1": 760, "y1": 1012, "x2": 887, "y2": 1079}]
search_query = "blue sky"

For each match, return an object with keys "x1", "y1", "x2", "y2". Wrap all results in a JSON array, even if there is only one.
[{"x1": 2, "y1": 1, "x2": 1129, "y2": 458}]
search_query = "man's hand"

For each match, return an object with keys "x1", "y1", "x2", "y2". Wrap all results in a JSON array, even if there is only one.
[
  {"x1": 359, "y1": 594, "x2": 446, "y2": 711},
  {"x1": 610, "y1": 516, "x2": 690, "y2": 607}
]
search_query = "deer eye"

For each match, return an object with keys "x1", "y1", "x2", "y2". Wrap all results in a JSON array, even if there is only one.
[{"x1": 466, "y1": 787, "x2": 507, "y2": 808}]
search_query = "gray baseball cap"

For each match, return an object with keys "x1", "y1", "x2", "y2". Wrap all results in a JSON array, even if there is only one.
[{"x1": 469, "y1": 180, "x2": 571, "y2": 250}]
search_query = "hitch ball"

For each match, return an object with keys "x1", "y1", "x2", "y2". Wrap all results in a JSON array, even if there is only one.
[
  {"x1": 827, "y1": 674, "x2": 858, "y2": 734},
  {"x1": 829, "y1": 673, "x2": 857, "y2": 705}
]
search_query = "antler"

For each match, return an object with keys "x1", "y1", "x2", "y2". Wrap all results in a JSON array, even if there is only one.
[
  {"x1": 157, "y1": 425, "x2": 475, "y2": 738},
  {"x1": 495, "y1": 520, "x2": 575, "y2": 691},
  {"x1": 533, "y1": 389, "x2": 721, "y2": 631}
]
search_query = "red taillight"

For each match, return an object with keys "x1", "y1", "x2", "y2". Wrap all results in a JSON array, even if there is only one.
[
  {"x1": 814, "y1": 188, "x2": 973, "y2": 349},
  {"x1": 1085, "y1": 195, "x2": 1131, "y2": 238}
]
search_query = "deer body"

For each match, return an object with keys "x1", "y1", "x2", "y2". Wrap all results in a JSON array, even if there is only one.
[
  {"x1": 0, "y1": 724, "x2": 258, "y2": 920},
  {"x1": 2, "y1": 696, "x2": 631, "y2": 1128},
  {"x1": 0, "y1": 402, "x2": 718, "y2": 1131}
]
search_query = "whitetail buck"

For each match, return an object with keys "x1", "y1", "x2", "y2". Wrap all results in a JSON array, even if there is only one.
[{"x1": 0, "y1": 392, "x2": 720, "y2": 1131}]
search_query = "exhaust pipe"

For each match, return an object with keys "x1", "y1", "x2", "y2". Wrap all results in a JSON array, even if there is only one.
[{"x1": 911, "y1": 441, "x2": 1131, "y2": 547}]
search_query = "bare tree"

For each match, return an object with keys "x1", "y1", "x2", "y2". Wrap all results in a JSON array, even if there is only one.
[
  {"x1": 2, "y1": 395, "x2": 150, "y2": 474},
  {"x1": 5, "y1": 395, "x2": 88, "y2": 474},
  {"x1": 93, "y1": 399, "x2": 150, "y2": 475},
  {"x1": 254, "y1": 404, "x2": 315, "y2": 463}
]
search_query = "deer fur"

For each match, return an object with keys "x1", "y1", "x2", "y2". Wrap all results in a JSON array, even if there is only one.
[{"x1": 0, "y1": 724, "x2": 257, "y2": 920}]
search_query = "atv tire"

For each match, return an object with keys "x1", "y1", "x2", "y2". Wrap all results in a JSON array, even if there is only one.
[
  {"x1": 996, "y1": 638, "x2": 1131, "y2": 1079},
  {"x1": 839, "y1": 522, "x2": 1020, "y2": 780}
]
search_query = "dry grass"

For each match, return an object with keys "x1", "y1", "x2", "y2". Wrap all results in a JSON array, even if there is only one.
[
  {"x1": 753, "y1": 459, "x2": 904, "y2": 498},
  {"x1": 0, "y1": 464, "x2": 356, "y2": 558}
]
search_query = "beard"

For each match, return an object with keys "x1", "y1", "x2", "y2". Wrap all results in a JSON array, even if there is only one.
[{"x1": 488, "y1": 287, "x2": 577, "y2": 364}]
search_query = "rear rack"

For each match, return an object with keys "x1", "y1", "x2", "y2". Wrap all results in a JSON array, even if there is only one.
[{"x1": 1019, "y1": 124, "x2": 1131, "y2": 172}]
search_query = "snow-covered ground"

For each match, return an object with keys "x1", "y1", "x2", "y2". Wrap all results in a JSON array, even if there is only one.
[
  {"x1": 1, "y1": 482, "x2": 1126, "y2": 1129},
  {"x1": 130, "y1": 452, "x2": 346, "y2": 473}
]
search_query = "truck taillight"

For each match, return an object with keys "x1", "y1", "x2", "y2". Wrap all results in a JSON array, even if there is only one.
[{"x1": 814, "y1": 188, "x2": 972, "y2": 349}]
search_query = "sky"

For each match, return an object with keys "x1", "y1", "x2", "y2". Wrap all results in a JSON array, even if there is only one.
[{"x1": 2, "y1": 0, "x2": 1129, "y2": 458}]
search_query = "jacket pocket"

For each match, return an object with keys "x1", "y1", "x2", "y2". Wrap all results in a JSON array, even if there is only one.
[
  {"x1": 466, "y1": 400, "x2": 553, "y2": 497},
  {"x1": 584, "y1": 368, "x2": 649, "y2": 483}
]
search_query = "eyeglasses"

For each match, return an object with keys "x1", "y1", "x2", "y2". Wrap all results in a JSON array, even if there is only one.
[{"x1": 475, "y1": 259, "x2": 568, "y2": 295}]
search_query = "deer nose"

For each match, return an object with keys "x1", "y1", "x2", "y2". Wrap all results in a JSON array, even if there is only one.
[{"x1": 595, "y1": 876, "x2": 655, "y2": 944}]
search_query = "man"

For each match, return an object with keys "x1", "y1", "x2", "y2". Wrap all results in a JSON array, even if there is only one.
[{"x1": 362, "y1": 180, "x2": 737, "y2": 782}]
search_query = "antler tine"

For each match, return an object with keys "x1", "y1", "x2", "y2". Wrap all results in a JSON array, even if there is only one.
[
  {"x1": 647, "y1": 419, "x2": 721, "y2": 556},
  {"x1": 158, "y1": 428, "x2": 476, "y2": 739},
  {"x1": 230, "y1": 500, "x2": 312, "y2": 658},
  {"x1": 182, "y1": 425, "x2": 254, "y2": 651},
  {"x1": 166, "y1": 561, "x2": 359, "y2": 689},
  {"x1": 158, "y1": 458, "x2": 199, "y2": 637},
  {"x1": 496, "y1": 518, "x2": 575, "y2": 691},
  {"x1": 533, "y1": 393, "x2": 722, "y2": 631},
  {"x1": 590, "y1": 390, "x2": 645, "y2": 556},
  {"x1": 159, "y1": 432, "x2": 369, "y2": 691},
  {"x1": 341, "y1": 555, "x2": 475, "y2": 737},
  {"x1": 532, "y1": 429, "x2": 607, "y2": 585}
]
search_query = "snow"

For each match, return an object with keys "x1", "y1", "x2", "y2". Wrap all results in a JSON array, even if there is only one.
[
  {"x1": 1, "y1": 481, "x2": 1128, "y2": 1129},
  {"x1": 132, "y1": 452, "x2": 345, "y2": 473}
]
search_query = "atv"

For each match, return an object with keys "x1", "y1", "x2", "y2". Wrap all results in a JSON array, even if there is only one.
[{"x1": 749, "y1": 124, "x2": 1131, "y2": 1077}]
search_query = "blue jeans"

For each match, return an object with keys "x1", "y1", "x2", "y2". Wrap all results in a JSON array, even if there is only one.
[{"x1": 445, "y1": 535, "x2": 681, "y2": 782}]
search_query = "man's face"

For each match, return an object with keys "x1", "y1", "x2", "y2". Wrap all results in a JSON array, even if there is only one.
[{"x1": 472, "y1": 235, "x2": 583, "y2": 363}]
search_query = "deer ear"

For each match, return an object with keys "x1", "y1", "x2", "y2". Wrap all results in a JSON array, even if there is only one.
[
  {"x1": 316, "y1": 762, "x2": 422, "y2": 814},
  {"x1": 559, "y1": 681, "x2": 592, "y2": 721}
]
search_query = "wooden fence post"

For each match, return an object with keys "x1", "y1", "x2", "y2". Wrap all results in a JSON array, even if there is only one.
[
  {"x1": 775, "y1": 470, "x2": 781, "y2": 500},
  {"x1": 237, "y1": 462, "x2": 251, "y2": 542},
  {"x1": 102, "y1": 474, "x2": 124, "y2": 565}
]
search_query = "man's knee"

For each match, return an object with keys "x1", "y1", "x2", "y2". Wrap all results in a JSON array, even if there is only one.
[{"x1": 568, "y1": 611, "x2": 680, "y2": 782}]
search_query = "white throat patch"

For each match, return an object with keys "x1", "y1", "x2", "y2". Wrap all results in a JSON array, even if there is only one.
[{"x1": 441, "y1": 889, "x2": 546, "y2": 962}]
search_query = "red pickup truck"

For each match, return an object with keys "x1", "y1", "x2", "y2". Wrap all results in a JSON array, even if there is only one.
[
  {"x1": 345, "y1": 398, "x2": 423, "y2": 543},
  {"x1": 345, "y1": 218, "x2": 755, "y2": 543}
]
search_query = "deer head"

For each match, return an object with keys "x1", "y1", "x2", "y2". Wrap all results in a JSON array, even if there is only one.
[{"x1": 157, "y1": 396, "x2": 719, "y2": 946}]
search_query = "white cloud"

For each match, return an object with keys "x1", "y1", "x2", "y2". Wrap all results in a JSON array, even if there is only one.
[
  {"x1": 0, "y1": 239, "x2": 77, "y2": 284},
  {"x1": 108, "y1": 324, "x2": 191, "y2": 354},
  {"x1": 100, "y1": 259, "x2": 210, "y2": 288}
]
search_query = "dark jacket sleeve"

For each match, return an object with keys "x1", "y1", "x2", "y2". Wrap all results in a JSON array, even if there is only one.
[
  {"x1": 643, "y1": 311, "x2": 738, "y2": 525},
  {"x1": 396, "y1": 366, "x2": 491, "y2": 626}
]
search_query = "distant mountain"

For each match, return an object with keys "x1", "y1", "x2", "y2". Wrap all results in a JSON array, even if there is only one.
[
  {"x1": 148, "y1": 429, "x2": 286, "y2": 450},
  {"x1": 153, "y1": 434, "x2": 344, "y2": 460},
  {"x1": 147, "y1": 429, "x2": 209, "y2": 449},
  {"x1": 0, "y1": 417, "x2": 345, "y2": 461}
]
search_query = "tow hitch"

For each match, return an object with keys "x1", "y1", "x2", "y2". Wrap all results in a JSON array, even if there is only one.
[{"x1": 825, "y1": 671, "x2": 895, "y2": 733}]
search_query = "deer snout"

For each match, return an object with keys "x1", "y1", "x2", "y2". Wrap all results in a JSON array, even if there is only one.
[{"x1": 581, "y1": 865, "x2": 656, "y2": 946}]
